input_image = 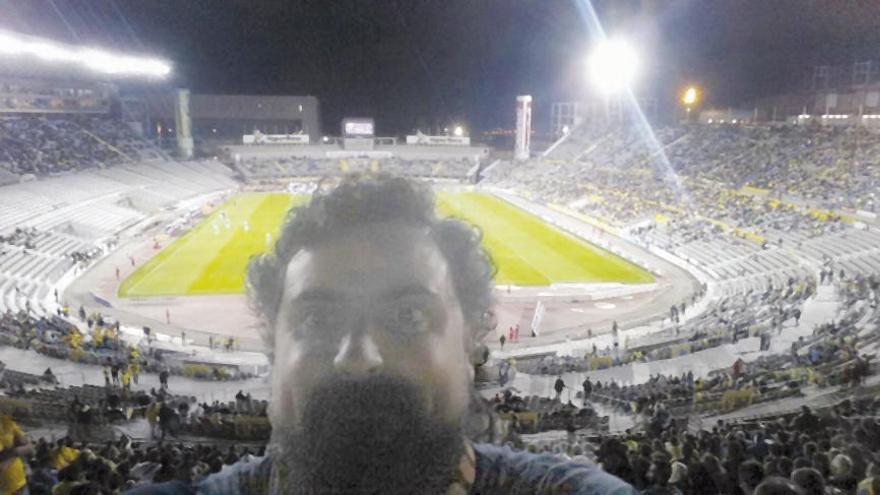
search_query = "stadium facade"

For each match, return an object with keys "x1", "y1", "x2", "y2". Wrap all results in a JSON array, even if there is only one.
[
  {"x1": 126, "y1": 92, "x2": 321, "y2": 146},
  {"x1": 754, "y1": 60, "x2": 880, "y2": 126}
]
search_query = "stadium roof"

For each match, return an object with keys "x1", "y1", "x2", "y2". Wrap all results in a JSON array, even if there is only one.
[
  {"x1": 137, "y1": 93, "x2": 319, "y2": 121},
  {"x1": 0, "y1": 28, "x2": 170, "y2": 82}
]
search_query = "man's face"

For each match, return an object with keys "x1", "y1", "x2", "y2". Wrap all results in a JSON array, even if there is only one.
[{"x1": 269, "y1": 221, "x2": 473, "y2": 428}]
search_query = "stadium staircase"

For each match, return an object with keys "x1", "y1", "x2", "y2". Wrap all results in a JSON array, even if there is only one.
[{"x1": 541, "y1": 124, "x2": 608, "y2": 161}]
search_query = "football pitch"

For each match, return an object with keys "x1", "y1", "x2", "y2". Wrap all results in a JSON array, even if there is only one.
[{"x1": 118, "y1": 191, "x2": 653, "y2": 297}]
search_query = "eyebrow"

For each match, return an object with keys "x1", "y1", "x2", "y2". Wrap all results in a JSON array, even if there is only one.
[
  {"x1": 382, "y1": 285, "x2": 439, "y2": 302},
  {"x1": 290, "y1": 288, "x2": 346, "y2": 304},
  {"x1": 290, "y1": 285, "x2": 438, "y2": 305}
]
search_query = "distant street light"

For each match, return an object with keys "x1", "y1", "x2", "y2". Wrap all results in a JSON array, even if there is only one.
[
  {"x1": 682, "y1": 86, "x2": 699, "y2": 106},
  {"x1": 453, "y1": 125, "x2": 464, "y2": 137},
  {"x1": 681, "y1": 86, "x2": 701, "y2": 121}
]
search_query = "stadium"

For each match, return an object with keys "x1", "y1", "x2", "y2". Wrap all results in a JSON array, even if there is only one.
[{"x1": 0, "y1": 2, "x2": 879, "y2": 494}]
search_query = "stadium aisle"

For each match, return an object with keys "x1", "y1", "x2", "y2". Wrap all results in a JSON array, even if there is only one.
[{"x1": 0, "y1": 347, "x2": 270, "y2": 403}]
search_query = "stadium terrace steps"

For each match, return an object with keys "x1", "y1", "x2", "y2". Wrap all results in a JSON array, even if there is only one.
[
  {"x1": 1, "y1": 160, "x2": 238, "y2": 318},
  {"x1": 4, "y1": 162, "x2": 237, "y2": 238},
  {"x1": 190, "y1": 161, "x2": 238, "y2": 183},
  {"x1": 0, "y1": 277, "x2": 12, "y2": 313},
  {"x1": 23, "y1": 202, "x2": 145, "y2": 239},
  {"x1": 116, "y1": 165, "x2": 199, "y2": 198},
  {"x1": 662, "y1": 226, "x2": 811, "y2": 297},
  {"x1": 798, "y1": 230, "x2": 880, "y2": 268},
  {"x1": 1, "y1": 248, "x2": 67, "y2": 285}
]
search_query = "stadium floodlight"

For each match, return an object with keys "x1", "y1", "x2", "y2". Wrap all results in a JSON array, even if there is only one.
[
  {"x1": 588, "y1": 38, "x2": 639, "y2": 94},
  {"x1": 453, "y1": 125, "x2": 464, "y2": 137},
  {"x1": 0, "y1": 30, "x2": 171, "y2": 78}
]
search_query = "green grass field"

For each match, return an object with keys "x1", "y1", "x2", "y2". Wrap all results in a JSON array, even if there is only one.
[{"x1": 118, "y1": 191, "x2": 653, "y2": 297}]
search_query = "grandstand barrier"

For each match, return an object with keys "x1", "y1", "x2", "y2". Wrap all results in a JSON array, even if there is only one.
[
  {"x1": 0, "y1": 168, "x2": 18, "y2": 187},
  {"x1": 747, "y1": 188, "x2": 856, "y2": 226},
  {"x1": 587, "y1": 355, "x2": 614, "y2": 370},
  {"x1": 405, "y1": 134, "x2": 471, "y2": 146},
  {"x1": 854, "y1": 210, "x2": 877, "y2": 221},
  {"x1": 546, "y1": 203, "x2": 621, "y2": 237},
  {"x1": 702, "y1": 217, "x2": 766, "y2": 245},
  {"x1": 0, "y1": 397, "x2": 32, "y2": 417},
  {"x1": 326, "y1": 150, "x2": 392, "y2": 159},
  {"x1": 739, "y1": 185, "x2": 770, "y2": 196},
  {"x1": 374, "y1": 137, "x2": 397, "y2": 146},
  {"x1": 242, "y1": 133, "x2": 310, "y2": 145},
  {"x1": 184, "y1": 413, "x2": 271, "y2": 441}
]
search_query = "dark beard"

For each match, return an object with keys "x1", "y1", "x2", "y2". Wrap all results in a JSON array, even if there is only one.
[{"x1": 269, "y1": 375, "x2": 464, "y2": 495}]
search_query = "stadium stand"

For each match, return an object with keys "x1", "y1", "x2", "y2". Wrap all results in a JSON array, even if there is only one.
[
  {"x1": 234, "y1": 156, "x2": 477, "y2": 181},
  {"x1": 1, "y1": 84, "x2": 880, "y2": 494},
  {"x1": 532, "y1": 123, "x2": 880, "y2": 214},
  {"x1": 0, "y1": 114, "x2": 163, "y2": 176},
  {"x1": 466, "y1": 120, "x2": 880, "y2": 493},
  {"x1": 0, "y1": 155, "x2": 238, "y2": 315}
]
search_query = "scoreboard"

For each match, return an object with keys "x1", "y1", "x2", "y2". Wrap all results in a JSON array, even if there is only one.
[{"x1": 342, "y1": 118, "x2": 375, "y2": 138}]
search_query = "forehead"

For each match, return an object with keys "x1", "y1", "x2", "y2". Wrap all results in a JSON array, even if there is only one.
[{"x1": 283, "y1": 222, "x2": 454, "y2": 300}]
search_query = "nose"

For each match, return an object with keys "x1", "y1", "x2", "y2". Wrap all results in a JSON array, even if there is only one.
[{"x1": 333, "y1": 332, "x2": 383, "y2": 375}]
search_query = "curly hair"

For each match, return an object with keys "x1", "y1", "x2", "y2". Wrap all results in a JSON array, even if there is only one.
[{"x1": 247, "y1": 174, "x2": 496, "y2": 355}]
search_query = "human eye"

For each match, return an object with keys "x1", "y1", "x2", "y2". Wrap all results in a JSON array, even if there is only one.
[
  {"x1": 294, "y1": 305, "x2": 342, "y2": 340},
  {"x1": 383, "y1": 300, "x2": 434, "y2": 336}
]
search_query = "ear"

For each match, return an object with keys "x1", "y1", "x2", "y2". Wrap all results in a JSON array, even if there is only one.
[
  {"x1": 466, "y1": 360, "x2": 475, "y2": 382},
  {"x1": 470, "y1": 343, "x2": 489, "y2": 367},
  {"x1": 261, "y1": 319, "x2": 276, "y2": 364}
]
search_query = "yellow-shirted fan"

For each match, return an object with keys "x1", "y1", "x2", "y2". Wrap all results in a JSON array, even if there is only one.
[{"x1": 0, "y1": 415, "x2": 27, "y2": 494}]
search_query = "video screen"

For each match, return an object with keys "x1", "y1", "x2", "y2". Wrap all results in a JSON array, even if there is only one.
[{"x1": 342, "y1": 118, "x2": 374, "y2": 137}]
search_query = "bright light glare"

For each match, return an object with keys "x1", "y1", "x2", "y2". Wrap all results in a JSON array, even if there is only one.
[
  {"x1": 588, "y1": 39, "x2": 638, "y2": 93},
  {"x1": 682, "y1": 86, "x2": 699, "y2": 106},
  {"x1": 0, "y1": 30, "x2": 171, "y2": 78},
  {"x1": 453, "y1": 125, "x2": 464, "y2": 137}
]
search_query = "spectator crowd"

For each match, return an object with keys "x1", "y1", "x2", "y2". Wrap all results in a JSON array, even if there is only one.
[{"x1": 0, "y1": 114, "x2": 155, "y2": 176}]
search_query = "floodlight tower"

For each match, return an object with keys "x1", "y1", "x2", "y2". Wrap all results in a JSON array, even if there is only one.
[
  {"x1": 175, "y1": 90, "x2": 194, "y2": 160},
  {"x1": 588, "y1": 38, "x2": 639, "y2": 94},
  {"x1": 515, "y1": 95, "x2": 532, "y2": 161},
  {"x1": 587, "y1": 38, "x2": 639, "y2": 122}
]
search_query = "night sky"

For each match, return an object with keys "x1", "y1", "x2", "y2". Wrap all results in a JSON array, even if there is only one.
[{"x1": 1, "y1": 0, "x2": 879, "y2": 134}]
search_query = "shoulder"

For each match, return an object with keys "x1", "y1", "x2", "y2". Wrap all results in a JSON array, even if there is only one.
[
  {"x1": 123, "y1": 480, "x2": 193, "y2": 495},
  {"x1": 471, "y1": 443, "x2": 638, "y2": 495},
  {"x1": 123, "y1": 456, "x2": 270, "y2": 495},
  {"x1": 196, "y1": 455, "x2": 271, "y2": 495}
]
